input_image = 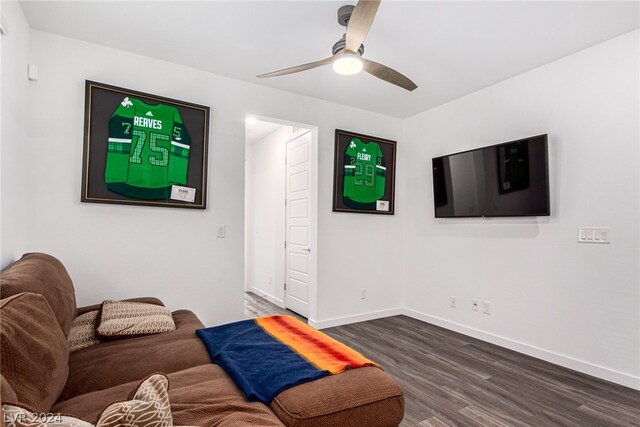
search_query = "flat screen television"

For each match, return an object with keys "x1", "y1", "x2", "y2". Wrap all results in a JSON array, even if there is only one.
[{"x1": 432, "y1": 134, "x2": 550, "y2": 218}]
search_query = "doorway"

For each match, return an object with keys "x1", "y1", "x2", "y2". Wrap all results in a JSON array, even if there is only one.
[{"x1": 244, "y1": 117, "x2": 317, "y2": 320}]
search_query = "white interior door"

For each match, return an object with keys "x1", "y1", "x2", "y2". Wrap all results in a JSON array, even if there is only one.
[{"x1": 285, "y1": 132, "x2": 313, "y2": 318}]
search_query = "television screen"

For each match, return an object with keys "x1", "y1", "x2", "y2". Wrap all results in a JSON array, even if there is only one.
[{"x1": 432, "y1": 135, "x2": 550, "y2": 217}]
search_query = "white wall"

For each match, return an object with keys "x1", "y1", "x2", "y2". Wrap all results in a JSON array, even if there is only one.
[
  {"x1": 400, "y1": 30, "x2": 640, "y2": 388},
  {"x1": 0, "y1": 2, "x2": 30, "y2": 268},
  {"x1": 245, "y1": 125, "x2": 291, "y2": 305},
  {"x1": 24, "y1": 30, "x2": 403, "y2": 326},
  {"x1": 7, "y1": 15, "x2": 637, "y2": 390}
]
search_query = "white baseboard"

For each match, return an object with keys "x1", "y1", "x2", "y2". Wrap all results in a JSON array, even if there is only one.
[
  {"x1": 403, "y1": 307, "x2": 640, "y2": 391},
  {"x1": 308, "y1": 307, "x2": 404, "y2": 330},
  {"x1": 247, "y1": 287, "x2": 284, "y2": 308}
]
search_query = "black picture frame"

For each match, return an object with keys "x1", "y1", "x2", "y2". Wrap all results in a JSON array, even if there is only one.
[
  {"x1": 332, "y1": 129, "x2": 396, "y2": 215},
  {"x1": 81, "y1": 81, "x2": 210, "y2": 209}
]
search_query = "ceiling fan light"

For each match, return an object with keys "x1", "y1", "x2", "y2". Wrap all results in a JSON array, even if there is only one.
[{"x1": 332, "y1": 53, "x2": 363, "y2": 76}]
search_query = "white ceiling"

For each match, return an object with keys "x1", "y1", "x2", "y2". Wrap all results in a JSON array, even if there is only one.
[
  {"x1": 245, "y1": 120, "x2": 283, "y2": 146},
  {"x1": 21, "y1": 1, "x2": 639, "y2": 118}
]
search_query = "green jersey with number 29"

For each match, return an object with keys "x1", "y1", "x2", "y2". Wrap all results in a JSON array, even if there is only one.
[
  {"x1": 105, "y1": 96, "x2": 191, "y2": 200},
  {"x1": 343, "y1": 138, "x2": 386, "y2": 207}
]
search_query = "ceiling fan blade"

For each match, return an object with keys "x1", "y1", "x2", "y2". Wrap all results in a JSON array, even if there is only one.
[
  {"x1": 345, "y1": 0, "x2": 381, "y2": 53},
  {"x1": 362, "y1": 58, "x2": 418, "y2": 91},
  {"x1": 257, "y1": 57, "x2": 333, "y2": 78}
]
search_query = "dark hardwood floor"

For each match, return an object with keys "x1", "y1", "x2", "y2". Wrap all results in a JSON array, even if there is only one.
[
  {"x1": 244, "y1": 291, "x2": 305, "y2": 321},
  {"x1": 244, "y1": 292, "x2": 640, "y2": 427}
]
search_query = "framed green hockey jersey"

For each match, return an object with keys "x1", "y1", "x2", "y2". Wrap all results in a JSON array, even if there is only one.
[
  {"x1": 343, "y1": 138, "x2": 386, "y2": 209},
  {"x1": 81, "y1": 81, "x2": 210, "y2": 209},
  {"x1": 105, "y1": 97, "x2": 191, "y2": 200},
  {"x1": 333, "y1": 129, "x2": 396, "y2": 215}
]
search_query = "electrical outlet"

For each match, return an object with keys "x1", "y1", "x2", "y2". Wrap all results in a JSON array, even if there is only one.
[
  {"x1": 472, "y1": 299, "x2": 479, "y2": 311},
  {"x1": 483, "y1": 301, "x2": 491, "y2": 315},
  {"x1": 450, "y1": 296, "x2": 457, "y2": 308},
  {"x1": 360, "y1": 288, "x2": 367, "y2": 299}
]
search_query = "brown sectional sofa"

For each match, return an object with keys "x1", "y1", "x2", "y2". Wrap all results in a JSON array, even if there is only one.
[{"x1": 1, "y1": 253, "x2": 404, "y2": 426}]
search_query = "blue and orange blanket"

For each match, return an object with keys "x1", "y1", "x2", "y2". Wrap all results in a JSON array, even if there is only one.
[{"x1": 196, "y1": 315, "x2": 379, "y2": 404}]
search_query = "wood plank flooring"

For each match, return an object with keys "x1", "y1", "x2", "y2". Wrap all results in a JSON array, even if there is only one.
[
  {"x1": 244, "y1": 291, "x2": 305, "y2": 321},
  {"x1": 244, "y1": 293, "x2": 640, "y2": 427}
]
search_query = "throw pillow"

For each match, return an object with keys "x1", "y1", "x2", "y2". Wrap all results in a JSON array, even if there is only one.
[
  {"x1": 2, "y1": 374, "x2": 172, "y2": 427},
  {"x1": 0, "y1": 253, "x2": 77, "y2": 337},
  {"x1": 0, "y1": 293, "x2": 69, "y2": 412},
  {"x1": 96, "y1": 300, "x2": 175, "y2": 339},
  {"x1": 67, "y1": 311, "x2": 101, "y2": 352},
  {"x1": 96, "y1": 374, "x2": 172, "y2": 427},
  {"x1": 1, "y1": 404, "x2": 93, "y2": 427}
]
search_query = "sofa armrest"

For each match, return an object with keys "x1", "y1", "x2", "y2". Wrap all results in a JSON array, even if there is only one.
[{"x1": 75, "y1": 297, "x2": 165, "y2": 316}]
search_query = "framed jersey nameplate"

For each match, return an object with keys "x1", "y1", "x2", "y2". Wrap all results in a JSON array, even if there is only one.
[
  {"x1": 332, "y1": 129, "x2": 396, "y2": 215},
  {"x1": 81, "y1": 81, "x2": 210, "y2": 209}
]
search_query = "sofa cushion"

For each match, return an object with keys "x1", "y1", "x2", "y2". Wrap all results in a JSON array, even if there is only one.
[
  {"x1": 0, "y1": 293, "x2": 69, "y2": 412},
  {"x1": 96, "y1": 374, "x2": 172, "y2": 427},
  {"x1": 96, "y1": 300, "x2": 175, "y2": 340},
  {"x1": 270, "y1": 366, "x2": 404, "y2": 427},
  {"x1": 68, "y1": 311, "x2": 102, "y2": 352},
  {"x1": 53, "y1": 365, "x2": 284, "y2": 426},
  {"x1": 60, "y1": 310, "x2": 211, "y2": 401},
  {"x1": 1, "y1": 253, "x2": 77, "y2": 336},
  {"x1": 1, "y1": 374, "x2": 18, "y2": 403}
]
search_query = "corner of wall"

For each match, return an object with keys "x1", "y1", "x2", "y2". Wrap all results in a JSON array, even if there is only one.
[{"x1": 1, "y1": 1, "x2": 32, "y2": 268}]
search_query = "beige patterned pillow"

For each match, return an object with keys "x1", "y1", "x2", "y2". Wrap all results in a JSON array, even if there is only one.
[
  {"x1": 1, "y1": 404, "x2": 93, "y2": 427},
  {"x1": 2, "y1": 374, "x2": 173, "y2": 427},
  {"x1": 96, "y1": 300, "x2": 175, "y2": 339},
  {"x1": 96, "y1": 374, "x2": 172, "y2": 427},
  {"x1": 68, "y1": 311, "x2": 101, "y2": 352}
]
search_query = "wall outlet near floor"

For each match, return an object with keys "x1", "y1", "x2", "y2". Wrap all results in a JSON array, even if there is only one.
[
  {"x1": 472, "y1": 299, "x2": 479, "y2": 311},
  {"x1": 483, "y1": 301, "x2": 491, "y2": 315},
  {"x1": 360, "y1": 288, "x2": 367, "y2": 299},
  {"x1": 450, "y1": 296, "x2": 457, "y2": 308}
]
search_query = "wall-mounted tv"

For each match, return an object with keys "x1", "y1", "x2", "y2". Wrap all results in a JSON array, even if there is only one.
[{"x1": 432, "y1": 134, "x2": 550, "y2": 218}]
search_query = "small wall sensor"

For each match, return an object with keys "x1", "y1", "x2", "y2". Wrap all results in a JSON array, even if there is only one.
[
  {"x1": 28, "y1": 64, "x2": 38, "y2": 81},
  {"x1": 0, "y1": 14, "x2": 8, "y2": 35}
]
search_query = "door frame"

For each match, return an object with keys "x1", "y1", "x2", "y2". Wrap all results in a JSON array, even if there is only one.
[{"x1": 244, "y1": 115, "x2": 318, "y2": 323}]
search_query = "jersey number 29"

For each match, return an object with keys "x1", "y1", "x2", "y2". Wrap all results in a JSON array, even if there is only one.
[{"x1": 353, "y1": 162, "x2": 375, "y2": 187}]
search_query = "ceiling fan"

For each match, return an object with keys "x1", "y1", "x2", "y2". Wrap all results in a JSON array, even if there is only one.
[{"x1": 257, "y1": 0, "x2": 417, "y2": 92}]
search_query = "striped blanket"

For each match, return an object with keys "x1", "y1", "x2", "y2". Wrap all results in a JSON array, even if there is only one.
[{"x1": 196, "y1": 315, "x2": 378, "y2": 404}]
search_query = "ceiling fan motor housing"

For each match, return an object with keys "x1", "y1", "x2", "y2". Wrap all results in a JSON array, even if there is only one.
[
  {"x1": 332, "y1": 34, "x2": 364, "y2": 56},
  {"x1": 337, "y1": 5, "x2": 355, "y2": 26}
]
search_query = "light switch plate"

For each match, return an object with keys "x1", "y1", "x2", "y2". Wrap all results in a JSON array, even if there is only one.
[
  {"x1": 578, "y1": 227, "x2": 610, "y2": 244},
  {"x1": 216, "y1": 225, "x2": 226, "y2": 238}
]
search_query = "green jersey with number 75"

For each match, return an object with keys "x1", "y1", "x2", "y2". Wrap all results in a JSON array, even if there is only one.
[
  {"x1": 343, "y1": 138, "x2": 386, "y2": 207},
  {"x1": 105, "y1": 96, "x2": 191, "y2": 200}
]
